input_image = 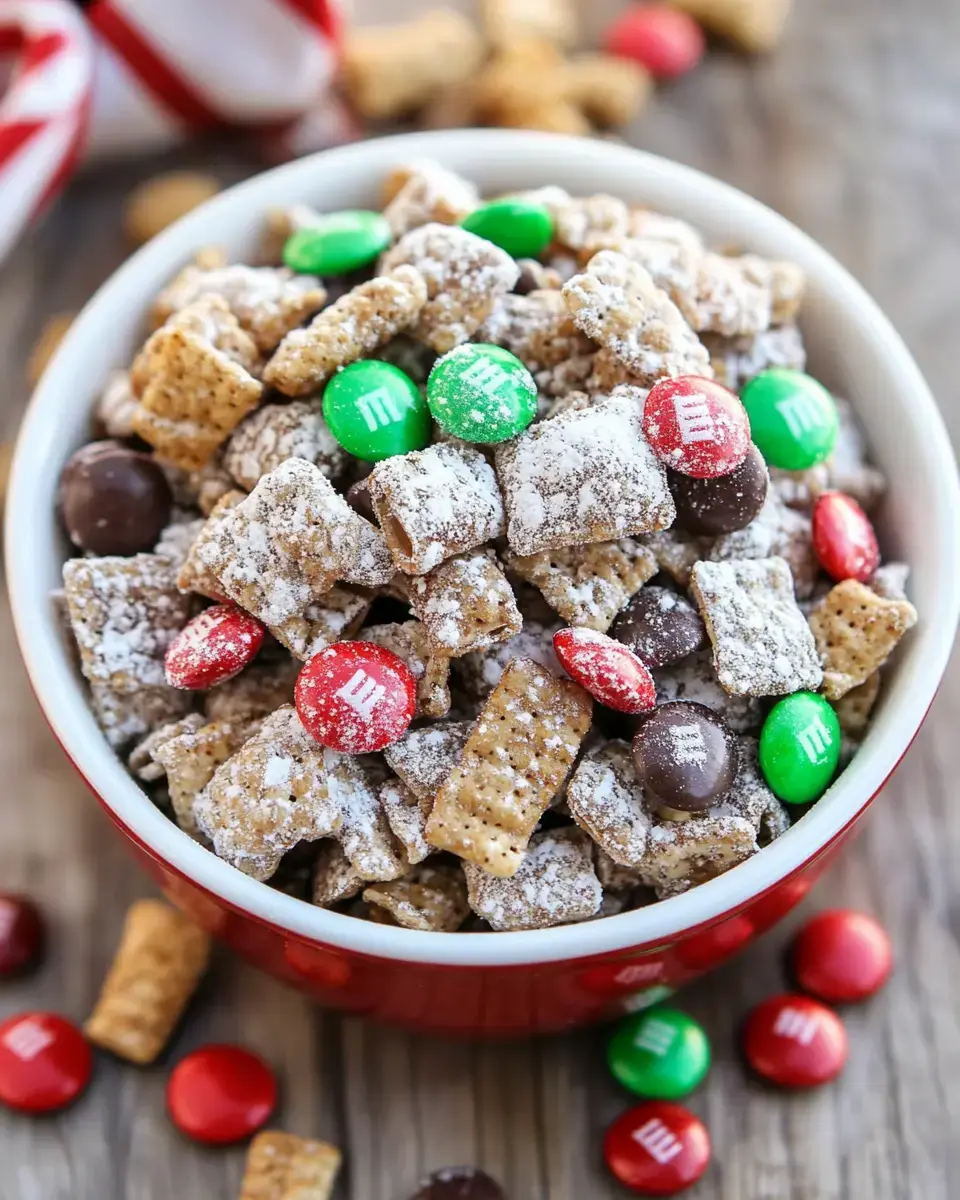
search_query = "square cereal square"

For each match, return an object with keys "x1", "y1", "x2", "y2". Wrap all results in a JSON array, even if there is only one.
[{"x1": 809, "y1": 579, "x2": 916, "y2": 700}]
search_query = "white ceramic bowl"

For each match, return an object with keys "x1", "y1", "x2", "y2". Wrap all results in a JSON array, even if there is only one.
[{"x1": 6, "y1": 132, "x2": 959, "y2": 1021}]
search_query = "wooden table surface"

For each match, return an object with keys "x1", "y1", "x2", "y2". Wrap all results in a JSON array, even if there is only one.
[{"x1": 2, "y1": 1, "x2": 960, "y2": 1196}]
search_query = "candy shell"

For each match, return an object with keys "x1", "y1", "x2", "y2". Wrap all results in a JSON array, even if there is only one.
[
  {"x1": 791, "y1": 909, "x2": 893, "y2": 1003},
  {"x1": 604, "y1": 1101, "x2": 710, "y2": 1195},
  {"x1": 643, "y1": 376, "x2": 751, "y2": 478},
  {"x1": 608, "y1": 1008, "x2": 711, "y2": 1099},
  {"x1": 323, "y1": 360, "x2": 431, "y2": 461},
  {"x1": 604, "y1": 5, "x2": 706, "y2": 79},
  {"x1": 0, "y1": 894, "x2": 44, "y2": 976},
  {"x1": 758, "y1": 692, "x2": 840, "y2": 805},
  {"x1": 164, "y1": 604, "x2": 265, "y2": 690},
  {"x1": 812, "y1": 491, "x2": 880, "y2": 582},
  {"x1": 460, "y1": 199, "x2": 554, "y2": 259},
  {"x1": 166, "y1": 1044, "x2": 276, "y2": 1144},
  {"x1": 427, "y1": 343, "x2": 537, "y2": 444},
  {"x1": 410, "y1": 1167, "x2": 508, "y2": 1200},
  {"x1": 740, "y1": 368, "x2": 838, "y2": 471},
  {"x1": 553, "y1": 628, "x2": 656, "y2": 713},
  {"x1": 633, "y1": 702, "x2": 738, "y2": 812},
  {"x1": 743, "y1": 994, "x2": 848, "y2": 1088},
  {"x1": 0, "y1": 1012, "x2": 92, "y2": 1113},
  {"x1": 282, "y1": 210, "x2": 391, "y2": 276}
]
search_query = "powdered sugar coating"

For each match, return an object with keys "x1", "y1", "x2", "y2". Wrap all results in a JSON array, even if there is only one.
[
  {"x1": 475, "y1": 289, "x2": 594, "y2": 375},
  {"x1": 704, "y1": 324, "x2": 806, "y2": 391},
  {"x1": 452, "y1": 621, "x2": 561, "y2": 705},
  {"x1": 362, "y1": 621, "x2": 452, "y2": 718},
  {"x1": 268, "y1": 585, "x2": 372, "y2": 662},
  {"x1": 364, "y1": 863, "x2": 470, "y2": 932},
  {"x1": 379, "y1": 779, "x2": 434, "y2": 865},
  {"x1": 653, "y1": 648, "x2": 764, "y2": 733},
  {"x1": 381, "y1": 159, "x2": 479, "y2": 237},
  {"x1": 710, "y1": 490, "x2": 819, "y2": 598},
  {"x1": 90, "y1": 683, "x2": 191, "y2": 750},
  {"x1": 95, "y1": 369, "x2": 138, "y2": 438},
  {"x1": 222, "y1": 401, "x2": 348, "y2": 492},
  {"x1": 408, "y1": 551, "x2": 522, "y2": 656},
  {"x1": 383, "y1": 720, "x2": 471, "y2": 800},
  {"x1": 566, "y1": 740, "x2": 652, "y2": 867},
  {"x1": 164, "y1": 604, "x2": 264, "y2": 690}
]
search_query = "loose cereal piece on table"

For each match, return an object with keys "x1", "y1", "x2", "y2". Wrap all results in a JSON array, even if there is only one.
[
  {"x1": 368, "y1": 442, "x2": 504, "y2": 576},
  {"x1": 654, "y1": 648, "x2": 764, "y2": 734},
  {"x1": 482, "y1": 0, "x2": 578, "y2": 45},
  {"x1": 472, "y1": 40, "x2": 578, "y2": 132},
  {"x1": 669, "y1": 0, "x2": 792, "y2": 54},
  {"x1": 709, "y1": 491, "x2": 819, "y2": 598},
  {"x1": 95, "y1": 369, "x2": 138, "y2": 438},
  {"x1": 63, "y1": 554, "x2": 192, "y2": 693},
  {"x1": 563, "y1": 251, "x2": 712, "y2": 382},
  {"x1": 269, "y1": 585, "x2": 373, "y2": 662},
  {"x1": 222, "y1": 400, "x2": 349, "y2": 491},
  {"x1": 203, "y1": 659, "x2": 299, "y2": 725},
  {"x1": 808, "y1": 579, "x2": 916, "y2": 700},
  {"x1": 364, "y1": 864, "x2": 469, "y2": 932},
  {"x1": 383, "y1": 720, "x2": 472, "y2": 801},
  {"x1": 562, "y1": 53, "x2": 653, "y2": 127},
  {"x1": 311, "y1": 841, "x2": 364, "y2": 907},
  {"x1": 363, "y1": 621, "x2": 452, "y2": 718},
  {"x1": 452, "y1": 621, "x2": 561, "y2": 705},
  {"x1": 90, "y1": 682, "x2": 192, "y2": 750},
  {"x1": 691, "y1": 557, "x2": 823, "y2": 696},
  {"x1": 196, "y1": 459, "x2": 392, "y2": 628},
  {"x1": 379, "y1": 779, "x2": 434, "y2": 865},
  {"x1": 85, "y1": 899, "x2": 210, "y2": 1064},
  {"x1": 152, "y1": 263, "x2": 327, "y2": 353},
  {"x1": 131, "y1": 296, "x2": 263, "y2": 471},
  {"x1": 425, "y1": 657, "x2": 592, "y2": 876},
  {"x1": 124, "y1": 171, "x2": 220, "y2": 245},
  {"x1": 408, "y1": 551, "x2": 522, "y2": 657},
  {"x1": 380, "y1": 223, "x2": 519, "y2": 353},
  {"x1": 146, "y1": 717, "x2": 258, "y2": 833},
  {"x1": 504, "y1": 538, "x2": 658, "y2": 631},
  {"x1": 495, "y1": 388, "x2": 674, "y2": 556},
  {"x1": 381, "y1": 160, "x2": 479, "y2": 237},
  {"x1": 176, "y1": 489, "x2": 245, "y2": 598},
  {"x1": 703, "y1": 324, "x2": 806, "y2": 391},
  {"x1": 239, "y1": 1130, "x2": 341, "y2": 1200},
  {"x1": 464, "y1": 828, "x2": 601, "y2": 931},
  {"x1": 263, "y1": 266, "x2": 428, "y2": 397},
  {"x1": 554, "y1": 194, "x2": 631, "y2": 253},
  {"x1": 476, "y1": 289, "x2": 595, "y2": 376}
]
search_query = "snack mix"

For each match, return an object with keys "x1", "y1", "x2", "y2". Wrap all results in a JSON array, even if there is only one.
[{"x1": 56, "y1": 161, "x2": 916, "y2": 934}]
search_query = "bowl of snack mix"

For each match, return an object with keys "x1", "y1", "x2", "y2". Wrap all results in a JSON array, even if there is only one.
[{"x1": 7, "y1": 131, "x2": 959, "y2": 1036}]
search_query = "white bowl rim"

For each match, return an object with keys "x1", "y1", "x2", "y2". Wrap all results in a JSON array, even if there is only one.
[{"x1": 6, "y1": 129, "x2": 960, "y2": 968}]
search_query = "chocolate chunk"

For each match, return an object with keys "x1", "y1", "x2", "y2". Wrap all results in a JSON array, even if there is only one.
[
  {"x1": 59, "y1": 440, "x2": 172, "y2": 555},
  {"x1": 410, "y1": 1168, "x2": 507, "y2": 1200},
  {"x1": 610, "y1": 586, "x2": 706, "y2": 668},
  {"x1": 669, "y1": 442, "x2": 768, "y2": 536},
  {"x1": 632, "y1": 701, "x2": 738, "y2": 812}
]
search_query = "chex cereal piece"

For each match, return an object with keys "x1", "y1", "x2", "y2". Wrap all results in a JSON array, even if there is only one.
[
  {"x1": 408, "y1": 551, "x2": 522, "y2": 657},
  {"x1": 203, "y1": 659, "x2": 299, "y2": 725},
  {"x1": 177, "y1": 489, "x2": 245, "y2": 598},
  {"x1": 152, "y1": 263, "x2": 327, "y2": 352},
  {"x1": 195, "y1": 706, "x2": 336, "y2": 880},
  {"x1": 495, "y1": 388, "x2": 675, "y2": 556},
  {"x1": 691, "y1": 556, "x2": 823, "y2": 696},
  {"x1": 453, "y1": 620, "x2": 561, "y2": 705},
  {"x1": 131, "y1": 296, "x2": 264, "y2": 470},
  {"x1": 90, "y1": 683, "x2": 192, "y2": 750},
  {"x1": 95, "y1": 369, "x2": 138, "y2": 438},
  {"x1": 269, "y1": 585, "x2": 373, "y2": 662},
  {"x1": 831, "y1": 671, "x2": 881, "y2": 738},
  {"x1": 716, "y1": 737, "x2": 790, "y2": 845},
  {"x1": 769, "y1": 463, "x2": 830, "y2": 512},
  {"x1": 257, "y1": 203, "x2": 323, "y2": 264},
  {"x1": 63, "y1": 554, "x2": 192, "y2": 693},
  {"x1": 149, "y1": 718, "x2": 255, "y2": 833},
  {"x1": 239, "y1": 1130, "x2": 341, "y2": 1200},
  {"x1": 154, "y1": 516, "x2": 206, "y2": 568},
  {"x1": 583, "y1": 346, "x2": 646, "y2": 394},
  {"x1": 197, "y1": 459, "x2": 392, "y2": 627},
  {"x1": 382, "y1": 159, "x2": 479, "y2": 237},
  {"x1": 703, "y1": 325, "x2": 806, "y2": 391},
  {"x1": 580, "y1": 234, "x2": 700, "y2": 302},
  {"x1": 515, "y1": 258, "x2": 564, "y2": 291},
  {"x1": 464, "y1": 828, "x2": 601, "y2": 930},
  {"x1": 380, "y1": 223, "x2": 519, "y2": 353},
  {"x1": 654, "y1": 649, "x2": 764, "y2": 734},
  {"x1": 627, "y1": 208, "x2": 704, "y2": 252},
  {"x1": 383, "y1": 720, "x2": 472, "y2": 801},
  {"x1": 364, "y1": 864, "x2": 469, "y2": 932},
  {"x1": 869, "y1": 561, "x2": 910, "y2": 601},
  {"x1": 129, "y1": 713, "x2": 203, "y2": 781},
  {"x1": 425, "y1": 658, "x2": 592, "y2": 876},
  {"x1": 643, "y1": 805, "x2": 758, "y2": 895},
  {"x1": 593, "y1": 846, "x2": 646, "y2": 894},
  {"x1": 363, "y1": 621, "x2": 452, "y2": 718},
  {"x1": 264, "y1": 266, "x2": 428, "y2": 396},
  {"x1": 808, "y1": 579, "x2": 917, "y2": 700},
  {"x1": 554, "y1": 194, "x2": 630, "y2": 252},
  {"x1": 709, "y1": 491, "x2": 819, "y2": 598},
  {"x1": 84, "y1": 899, "x2": 210, "y2": 1064},
  {"x1": 828, "y1": 397, "x2": 887, "y2": 512},
  {"x1": 685, "y1": 253, "x2": 805, "y2": 338},
  {"x1": 476, "y1": 289, "x2": 594, "y2": 376},
  {"x1": 223, "y1": 400, "x2": 348, "y2": 492},
  {"x1": 505, "y1": 538, "x2": 657, "y2": 631},
  {"x1": 187, "y1": 454, "x2": 237, "y2": 516},
  {"x1": 311, "y1": 841, "x2": 364, "y2": 907},
  {"x1": 567, "y1": 740, "x2": 652, "y2": 867},
  {"x1": 379, "y1": 779, "x2": 434, "y2": 865},
  {"x1": 537, "y1": 349, "x2": 598, "y2": 398},
  {"x1": 640, "y1": 527, "x2": 713, "y2": 587},
  {"x1": 368, "y1": 442, "x2": 504, "y2": 575},
  {"x1": 562, "y1": 251, "x2": 712, "y2": 382},
  {"x1": 131, "y1": 294, "x2": 259, "y2": 392}
]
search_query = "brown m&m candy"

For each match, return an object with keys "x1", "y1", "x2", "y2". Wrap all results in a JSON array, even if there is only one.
[
  {"x1": 610, "y1": 586, "x2": 706, "y2": 669},
  {"x1": 59, "y1": 440, "x2": 172, "y2": 555},
  {"x1": 632, "y1": 701, "x2": 738, "y2": 812},
  {"x1": 410, "y1": 1167, "x2": 507, "y2": 1200},
  {"x1": 668, "y1": 442, "x2": 768, "y2": 536}
]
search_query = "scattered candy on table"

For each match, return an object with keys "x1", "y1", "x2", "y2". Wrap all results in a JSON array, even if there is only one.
[
  {"x1": 322, "y1": 360, "x2": 431, "y2": 461},
  {"x1": 283, "y1": 210, "x2": 393, "y2": 276},
  {"x1": 604, "y1": 4, "x2": 707, "y2": 80},
  {"x1": 553, "y1": 627, "x2": 656, "y2": 713},
  {"x1": 604, "y1": 1100, "x2": 711, "y2": 1195},
  {"x1": 426, "y1": 343, "x2": 538, "y2": 443},
  {"x1": 0, "y1": 1012, "x2": 92, "y2": 1114},
  {"x1": 410, "y1": 1167, "x2": 508, "y2": 1200},
  {"x1": 812, "y1": 491, "x2": 880, "y2": 582},
  {"x1": 165, "y1": 604, "x2": 266, "y2": 691},
  {"x1": 0, "y1": 893, "x2": 44, "y2": 976},
  {"x1": 740, "y1": 368, "x2": 839, "y2": 470},
  {"x1": 759, "y1": 691, "x2": 841, "y2": 805},
  {"x1": 608, "y1": 1008, "x2": 712, "y2": 1099},
  {"x1": 742, "y1": 993, "x2": 849, "y2": 1088},
  {"x1": 791, "y1": 909, "x2": 893, "y2": 1003},
  {"x1": 166, "y1": 1044, "x2": 277, "y2": 1144},
  {"x1": 643, "y1": 376, "x2": 750, "y2": 478}
]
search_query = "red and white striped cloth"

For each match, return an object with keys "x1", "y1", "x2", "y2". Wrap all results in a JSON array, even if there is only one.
[{"x1": 0, "y1": 0, "x2": 349, "y2": 262}]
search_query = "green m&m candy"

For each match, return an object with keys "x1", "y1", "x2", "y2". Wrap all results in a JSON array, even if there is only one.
[
  {"x1": 322, "y1": 361, "x2": 431, "y2": 461},
  {"x1": 740, "y1": 368, "x2": 838, "y2": 470},
  {"x1": 283, "y1": 210, "x2": 391, "y2": 276},
  {"x1": 460, "y1": 198, "x2": 554, "y2": 259},
  {"x1": 426, "y1": 343, "x2": 537, "y2": 444},
  {"x1": 607, "y1": 1008, "x2": 711, "y2": 1100},
  {"x1": 759, "y1": 691, "x2": 841, "y2": 805}
]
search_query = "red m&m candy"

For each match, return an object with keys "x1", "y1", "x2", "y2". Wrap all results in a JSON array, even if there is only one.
[
  {"x1": 643, "y1": 377, "x2": 751, "y2": 478},
  {"x1": 604, "y1": 5, "x2": 706, "y2": 80},
  {"x1": 0, "y1": 894, "x2": 44, "y2": 976},
  {"x1": 166, "y1": 1044, "x2": 276, "y2": 1144},
  {"x1": 604, "y1": 1101, "x2": 710, "y2": 1195},
  {"x1": 0, "y1": 1012, "x2": 92, "y2": 1113},
  {"x1": 791, "y1": 909, "x2": 893, "y2": 1003},
  {"x1": 165, "y1": 604, "x2": 265, "y2": 690},
  {"x1": 811, "y1": 492, "x2": 880, "y2": 582},
  {"x1": 743, "y1": 993, "x2": 848, "y2": 1088},
  {"x1": 295, "y1": 640, "x2": 416, "y2": 753},
  {"x1": 553, "y1": 628, "x2": 656, "y2": 714}
]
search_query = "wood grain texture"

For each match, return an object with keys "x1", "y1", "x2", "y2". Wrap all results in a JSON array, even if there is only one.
[{"x1": 2, "y1": 0, "x2": 960, "y2": 1196}]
